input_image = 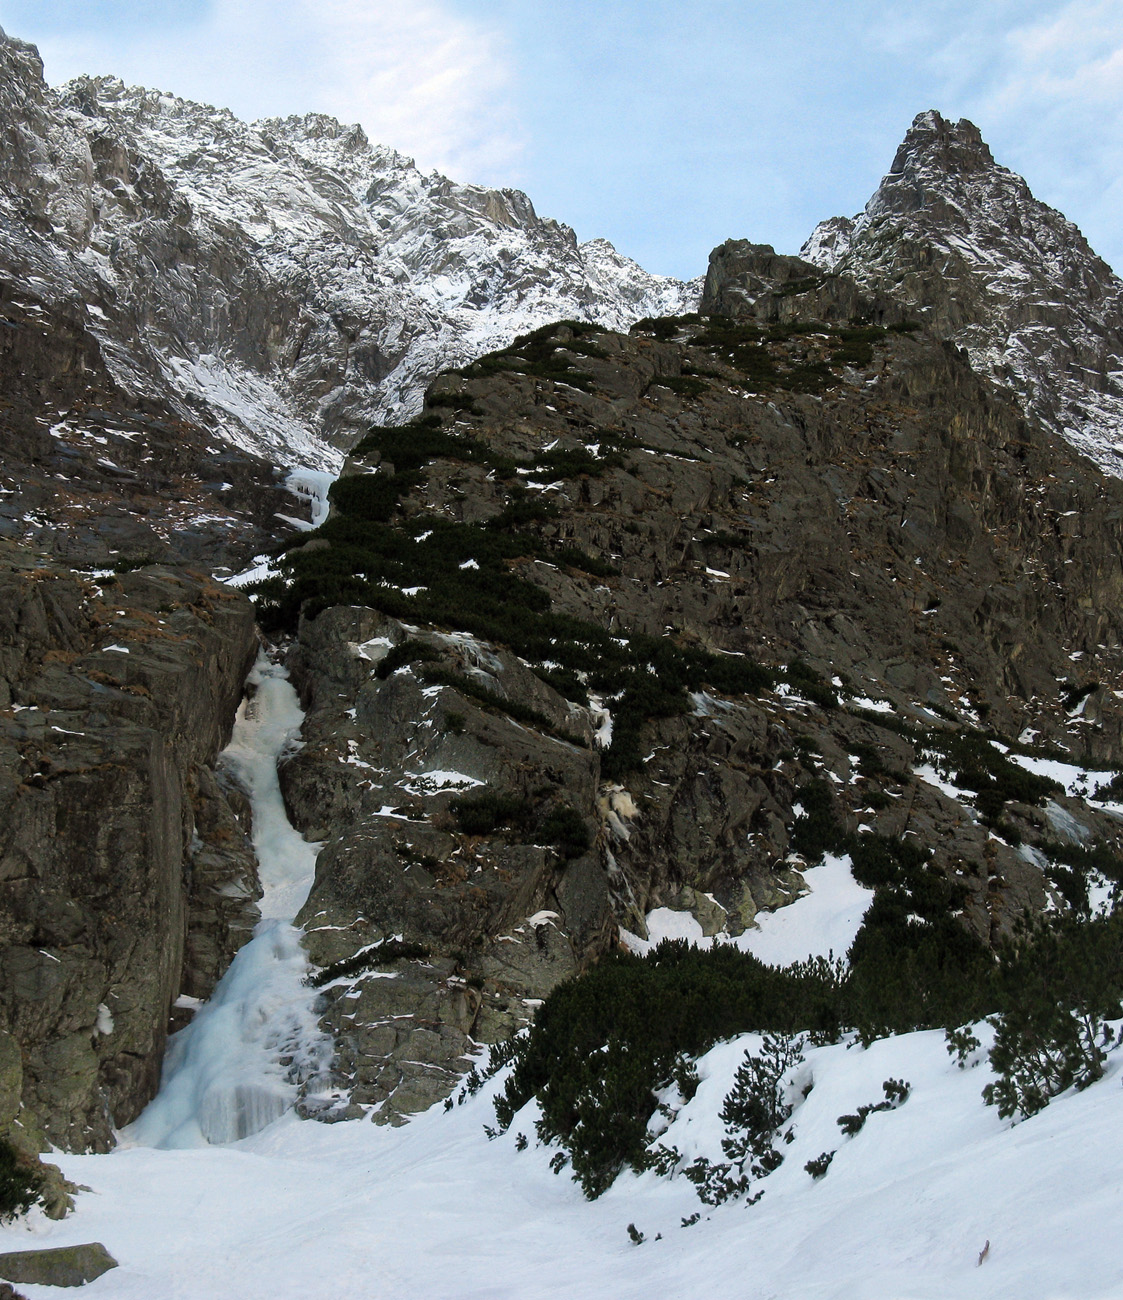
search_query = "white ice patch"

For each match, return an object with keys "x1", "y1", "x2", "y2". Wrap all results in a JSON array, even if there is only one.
[
  {"x1": 587, "y1": 694, "x2": 613, "y2": 747},
  {"x1": 913, "y1": 763, "x2": 973, "y2": 807},
  {"x1": 849, "y1": 695, "x2": 895, "y2": 714},
  {"x1": 399, "y1": 770, "x2": 485, "y2": 796},
  {"x1": 623, "y1": 855, "x2": 872, "y2": 967},
  {"x1": 1043, "y1": 799, "x2": 1092, "y2": 845},
  {"x1": 354, "y1": 636, "x2": 394, "y2": 664},
  {"x1": 996, "y1": 745, "x2": 1114, "y2": 800},
  {"x1": 222, "y1": 555, "x2": 280, "y2": 588},
  {"x1": 286, "y1": 469, "x2": 337, "y2": 529}
]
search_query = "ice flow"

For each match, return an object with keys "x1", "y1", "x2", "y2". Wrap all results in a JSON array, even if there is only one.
[{"x1": 125, "y1": 652, "x2": 333, "y2": 1149}]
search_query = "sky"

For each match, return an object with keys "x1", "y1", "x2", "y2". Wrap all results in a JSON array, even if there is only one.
[{"x1": 1, "y1": 0, "x2": 1120, "y2": 280}]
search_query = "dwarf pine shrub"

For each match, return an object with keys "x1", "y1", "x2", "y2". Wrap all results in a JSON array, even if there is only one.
[
  {"x1": 0, "y1": 1140, "x2": 44, "y2": 1223},
  {"x1": 983, "y1": 912, "x2": 1123, "y2": 1119}
]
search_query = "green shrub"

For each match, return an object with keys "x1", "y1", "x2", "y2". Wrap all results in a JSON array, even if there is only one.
[
  {"x1": 790, "y1": 779, "x2": 847, "y2": 860},
  {"x1": 304, "y1": 939, "x2": 430, "y2": 988},
  {"x1": 785, "y1": 660, "x2": 838, "y2": 709},
  {"x1": 449, "y1": 792, "x2": 534, "y2": 837},
  {"x1": 920, "y1": 731, "x2": 1061, "y2": 824},
  {"x1": 426, "y1": 391, "x2": 483, "y2": 414},
  {"x1": 537, "y1": 804, "x2": 592, "y2": 858},
  {"x1": 630, "y1": 314, "x2": 701, "y2": 340},
  {"x1": 720, "y1": 1033, "x2": 804, "y2": 1173},
  {"x1": 805, "y1": 1151, "x2": 835, "y2": 1179},
  {"x1": 835, "y1": 1078, "x2": 910, "y2": 1137},
  {"x1": 984, "y1": 913, "x2": 1123, "y2": 1119},
  {"x1": 493, "y1": 942, "x2": 845, "y2": 1197},
  {"x1": 0, "y1": 1140, "x2": 43, "y2": 1223}
]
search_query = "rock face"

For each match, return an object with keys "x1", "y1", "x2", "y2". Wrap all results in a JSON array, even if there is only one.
[
  {"x1": 283, "y1": 607, "x2": 611, "y2": 1120},
  {"x1": 0, "y1": 548, "x2": 258, "y2": 1150},
  {"x1": 0, "y1": 27, "x2": 697, "y2": 475},
  {"x1": 3, "y1": 20, "x2": 1123, "y2": 1154},
  {"x1": 802, "y1": 110, "x2": 1123, "y2": 475},
  {"x1": 273, "y1": 273, "x2": 1123, "y2": 1120}
]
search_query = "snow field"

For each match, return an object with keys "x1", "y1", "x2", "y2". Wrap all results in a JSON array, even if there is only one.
[
  {"x1": 8, "y1": 1019, "x2": 1121, "y2": 1298},
  {"x1": 624, "y1": 853, "x2": 874, "y2": 966}
]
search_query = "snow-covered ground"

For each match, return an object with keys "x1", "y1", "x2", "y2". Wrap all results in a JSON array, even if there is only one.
[
  {"x1": 624, "y1": 853, "x2": 873, "y2": 966},
  {"x1": 4, "y1": 663, "x2": 1121, "y2": 1299},
  {"x1": 8, "y1": 1019, "x2": 1123, "y2": 1298}
]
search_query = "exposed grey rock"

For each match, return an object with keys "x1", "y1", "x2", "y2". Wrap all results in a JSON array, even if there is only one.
[
  {"x1": 283, "y1": 609, "x2": 610, "y2": 1122},
  {"x1": 276, "y1": 294, "x2": 1123, "y2": 1120},
  {"x1": 0, "y1": 548, "x2": 259, "y2": 1149}
]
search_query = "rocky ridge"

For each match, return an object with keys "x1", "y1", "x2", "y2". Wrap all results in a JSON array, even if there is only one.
[
  {"x1": 803, "y1": 110, "x2": 1123, "y2": 475},
  {"x1": 0, "y1": 27, "x2": 697, "y2": 479},
  {"x1": 268, "y1": 250, "x2": 1123, "y2": 1121}
]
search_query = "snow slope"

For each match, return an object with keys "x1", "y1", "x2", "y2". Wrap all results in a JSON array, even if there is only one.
[
  {"x1": 7, "y1": 1018, "x2": 1122, "y2": 1298},
  {"x1": 626, "y1": 854, "x2": 874, "y2": 967}
]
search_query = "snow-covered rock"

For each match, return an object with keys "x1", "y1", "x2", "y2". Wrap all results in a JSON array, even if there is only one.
[
  {"x1": 0, "y1": 27, "x2": 698, "y2": 471},
  {"x1": 803, "y1": 110, "x2": 1123, "y2": 475}
]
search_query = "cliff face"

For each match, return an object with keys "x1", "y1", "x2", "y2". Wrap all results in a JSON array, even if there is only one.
[
  {"x1": 0, "y1": 551, "x2": 258, "y2": 1152},
  {"x1": 267, "y1": 253, "x2": 1123, "y2": 1121},
  {"x1": 0, "y1": 24, "x2": 703, "y2": 1156},
  {"x1": 2, "y1": 23, "x2": 1123, "y2": 1155},
  {"x1": 803, "y1": 110, "x2": 1123, "y2": 475}
]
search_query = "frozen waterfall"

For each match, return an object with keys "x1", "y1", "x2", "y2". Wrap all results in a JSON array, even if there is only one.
[{"x1": 125, "y1": 652, "x2": 334, "y2": 1149}]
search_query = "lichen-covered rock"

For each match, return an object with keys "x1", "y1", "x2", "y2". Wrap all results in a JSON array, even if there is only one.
[{"x1": 0, "y1": 1242, "x2": 117, "y2": 1288}]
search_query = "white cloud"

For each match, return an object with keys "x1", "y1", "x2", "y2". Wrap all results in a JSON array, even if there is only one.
[
  {"x1": 989, "y1": 1, "x2": 1123, "y2": 109},
  {"x1": 30, "y1": 0, "x2": 522, "y2": 181}
]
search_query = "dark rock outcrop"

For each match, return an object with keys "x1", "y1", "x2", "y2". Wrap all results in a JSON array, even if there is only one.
[
  {"x1": 275, "y1": 284, "x2": 1123, "y2": 1119},
  {"x1": 0, "y1": 547, "x2": 258, "y2": 1149}
]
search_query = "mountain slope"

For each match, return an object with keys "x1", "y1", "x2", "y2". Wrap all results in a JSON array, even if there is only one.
[
  {"x1": 802, "y1": 110, "x2": 1123, "y2": 475},
  {"x1": 0, "y1": 26, "x2": 697, "y2": 477},
  {"x1": 265, "y1": 265, "x2": 1123, "y2": 1122}
]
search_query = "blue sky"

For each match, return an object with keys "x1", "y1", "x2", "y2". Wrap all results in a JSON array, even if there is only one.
[{"x1": 2, "y1": 0, "x2": 1120, "y2": 279}]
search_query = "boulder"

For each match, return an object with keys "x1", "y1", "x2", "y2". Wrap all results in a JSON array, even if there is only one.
[{"x1": 0, "y1": 1242, "x2": 116, "y2": 1288}]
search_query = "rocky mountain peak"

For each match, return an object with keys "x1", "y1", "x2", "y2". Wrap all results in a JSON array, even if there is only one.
[
  {"x1": 803, "y1": 110, "x2": 1123, "y2": 474},
  {"x1": 885, "y1": 109, "x2": 995, "y2": 185}
]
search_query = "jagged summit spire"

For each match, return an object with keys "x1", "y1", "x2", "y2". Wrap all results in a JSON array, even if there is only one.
[
  {"x1": 886, "y1": 110, "x2": 995, "y2": 180},
  {"x1": 802, "y1": 109, "x2": 1123, "y2": 476}
]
